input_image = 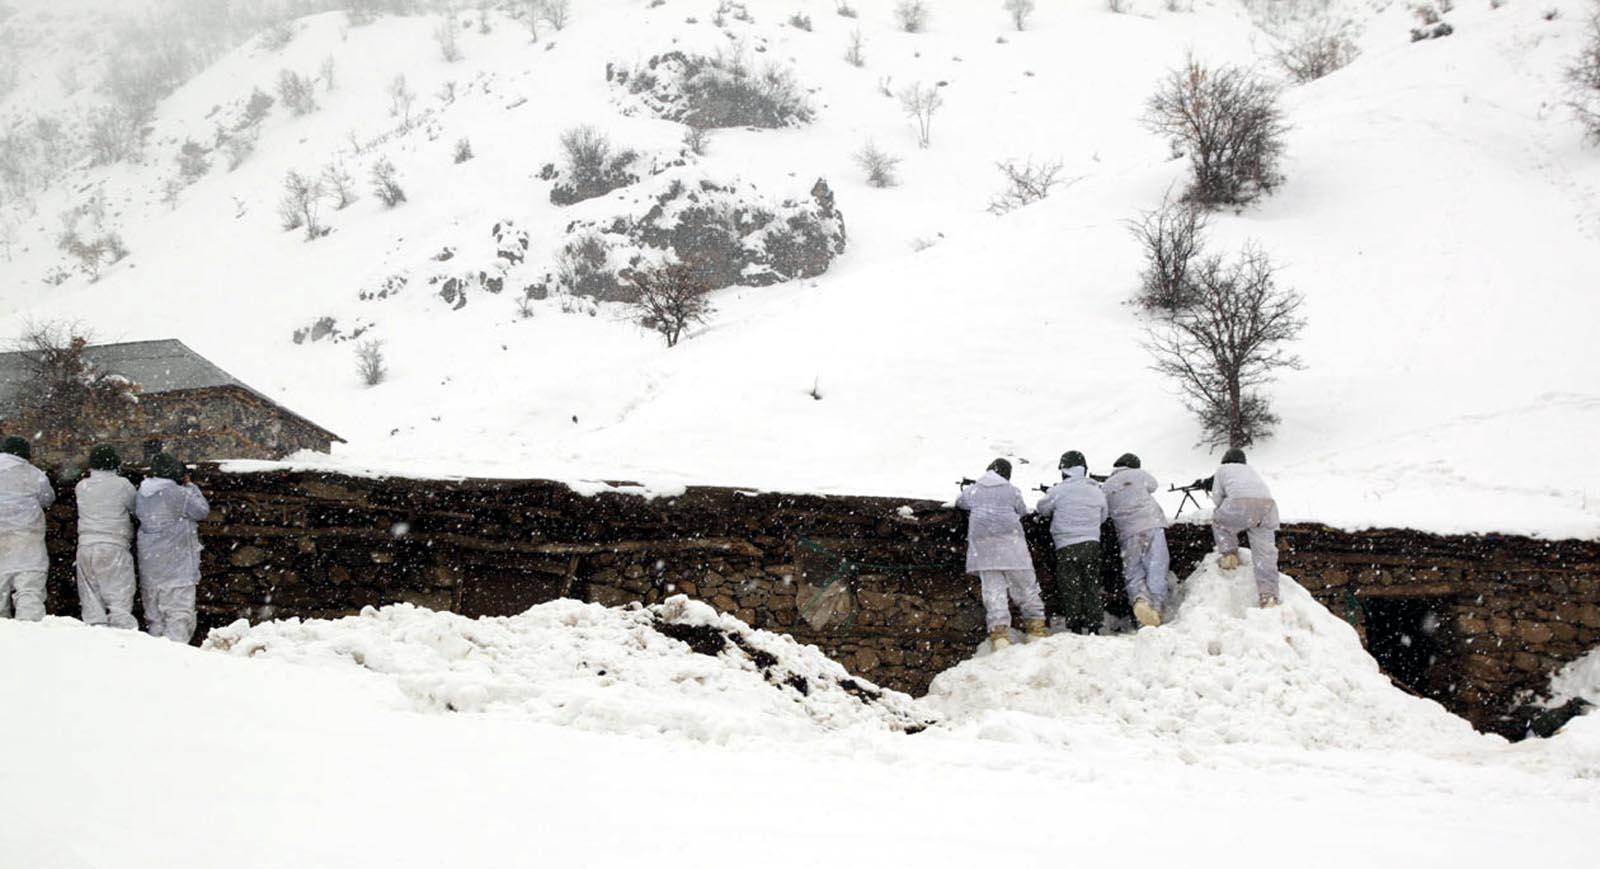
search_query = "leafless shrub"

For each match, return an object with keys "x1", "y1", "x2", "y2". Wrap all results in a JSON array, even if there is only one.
[
  {"x1": 6, "y1": 323, "x2": 141, "y2": 465},
  {"x1": 1143, "y1": 56, "x2": 1287, "y2": 207},
  {"x1": 261, "y1": 21, "x2": 296, "y2": 52},
  {"x1": 845, "y1": 29, "x2": 866, "y2": 67},
  {"x1": 1412, "y1": 3, "x2": 1441, "y2": 26},
  {"x1": 1128, "y1": 196, "x2": 1210, "y2": 313},
  {"x1": 1003, "y1": 0, "x2": 1036, "y2": 30},
  {"x1": 545, "y1": 0, "x2": 572, "y2": 29},
  {"x1": 854, "y1": 141, "x2": 902, "y2": 188},
  {"x1": 322, "y1": 162, "x2": 357, "y2": 209},
  {"x1": 551, "y1": 126, "x2": 638, "y2": 204},
  {"x1": 277, "y1": 68, "x2": 317, "y2": 116},
  {"x1": 371, "y1": 158, "x2": 406, "y2": 207},
  {"x1": 683, "y1": 123, "x2": 709, "y2": 155},
  {"x1": 1107, "y1": 0, "x2": 1129, "y2": 12},
  {"x1": 388, "y1": 75, "x2": 416, "y2": 125},
  {"x1": 321, "y1": 56, "x2": 337, "y2": 91},
  {"x1": 626, "y1": 262, "x2": 715, "y2": 347},
  {"x1": 453, "y1": 138, "x2": 475, "y2": 163},
  {"x1": 176, "y1": 139, "x2": 210, "y2": 181},
  {"x1": 1275, "y1": 21, "x2": 1360, "y2": 83},
  {"x1": 895, "y1": 1, "x2": 930, "y2": 32},
  {"x1": 899, "y1": 82, "x2": 943, "y2": 148},
  {"x1": 278, "y1": 170, "x2": 326, "y2": 239},
  {"x1": 355, "y1": 339, "x2": 387, "y2": 386},
  {"x1": 434, "y1": 19, "x2": 461, "y2": 62},
  {"x1": 1145, "y1": 243, "x2": 1305, "y2": 448},
  {"x1": 85, "y1": 108, "x2": 141, "y2": 165},
  {"x1": 243, "y1": 87, "x2": 275, "y2": 125},
  {"x1": 986, "y1": 157, "x2": 1064, "y2": 214},
  {"x1": 1569, "y1": 8, "x2": 1600, "y2": 144},
  {"x1": 789, "y1": 13, "x2": 813, "y2": 30},
  {"x1": 221, "y1": 126, "x2": 258, "y2": 171},
  {"x1": 837, "y1": 2, "x2": 858, "y2": 17}
]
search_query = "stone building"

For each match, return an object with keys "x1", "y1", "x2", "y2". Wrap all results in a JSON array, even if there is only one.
[{"x1": 0, "y1": 339, "x2": 341, "y2": 467}]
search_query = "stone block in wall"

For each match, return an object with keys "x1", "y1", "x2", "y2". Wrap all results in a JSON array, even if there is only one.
[
  {"x1": 588, "y1": 584, "x2": 634, "y2": 609},
  {"x1": 398, "y1": 590, "x2": 455, "y2": 612},
  {"x1": 1455, "y1": 613, "x2": 1490, "y2": 635},
  {"x1": 1517, "y1": 622, "x2": 1555, "y2": 645},
  {"x1": 228, "y1": 545, "x2": 273, "y2": 567}
]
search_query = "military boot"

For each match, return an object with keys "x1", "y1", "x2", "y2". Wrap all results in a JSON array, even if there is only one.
[
  {"x1": 1217, "y1": 552, "x2": 1240, "y2": 570},
  {"x1": 1023, "y1": 619, "x2": 1048, "y2": 641},
  {"x1": 988, "y1": 625, "x2": 1012, "y2": 651}
]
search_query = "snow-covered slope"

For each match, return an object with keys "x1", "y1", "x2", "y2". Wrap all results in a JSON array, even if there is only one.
[{"x1": 3, "y1": 0, "x2": 1598, "y2": 536}]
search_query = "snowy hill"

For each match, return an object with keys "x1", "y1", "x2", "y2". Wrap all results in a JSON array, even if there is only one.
[
  {"x1": 3, "y1": 556, "x2": 1598, "y2": 867},
  {"x1": 2, "y1": 0, "x2": 1598, "y2": 537}
]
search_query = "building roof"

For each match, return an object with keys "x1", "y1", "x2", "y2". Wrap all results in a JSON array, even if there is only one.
[{"x1": 0, "y1": 339, "x2": 343, "y2": 443}]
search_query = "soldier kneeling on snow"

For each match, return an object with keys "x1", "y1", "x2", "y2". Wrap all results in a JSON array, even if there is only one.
[
  {"x1": 1195, "y1": 448, "x2": 1281, "y2": 608},
  {"x1": 957, "y1": 458, "x2": 1047, "y2": 650}
]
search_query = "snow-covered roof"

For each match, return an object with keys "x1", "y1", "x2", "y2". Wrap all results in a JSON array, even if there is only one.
[{"x1": 0, "y1": 339, "x2": 342, "y2": 442}]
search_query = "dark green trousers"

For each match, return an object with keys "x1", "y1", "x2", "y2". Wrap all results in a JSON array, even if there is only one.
[{"x1": 1054, "y1": 541, "x2": 1104, "y2": 634}]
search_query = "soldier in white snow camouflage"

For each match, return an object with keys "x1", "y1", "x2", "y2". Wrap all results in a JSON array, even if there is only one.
[
  {"x1": 956, "y1": 458, "x2": 1046, "y2": 650},
  {"x1": 136, "y1": 453, "x2": 211, "y2": 643},
  {"x1": 1102, "y1": 453, "x2": 1170, "y2": 628},
  {"x1": 75, "y1": 444, "x2": 140, "y2": 629},
  {"x1": 0, "y1": 436, "x2": 56, "y2": 621},
  {"x1": 1199, "y1": 447, "x2": 1281, "y2": 607}
]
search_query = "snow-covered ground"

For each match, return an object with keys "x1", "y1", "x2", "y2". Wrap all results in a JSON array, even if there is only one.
[
  {"x1": 2, "y1": 559, "x2": 1596, "y2": 867},
  {"x1": 3, "y1": 1, "x2": 1597, "y2": 537}
]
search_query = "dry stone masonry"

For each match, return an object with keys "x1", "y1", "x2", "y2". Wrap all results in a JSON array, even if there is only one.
[{"x1": 38, "y1": 467, "x2": 1600, "y2": 734}]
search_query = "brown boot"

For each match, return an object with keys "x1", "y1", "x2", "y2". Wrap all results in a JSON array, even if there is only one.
[
  {"x1": 1132, "y1": 597, "x2": 1163, "y2": 628},
  {"x1": 1024, "y1": 619, "x2": 1048, "y2": 640},
  {"x1": 1217, "y1": 552, "x2": 1240, "y2": 571},
  {"x1": 988, "y1": 625, "x2": 1012, "y2": 651}
]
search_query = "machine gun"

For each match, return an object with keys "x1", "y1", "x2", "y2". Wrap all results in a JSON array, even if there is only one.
[
  {"x1": 956, "y1": 478, "x2": 976, "y2": 487},
  {"x1": 1168, "y1": 478, "x2": 1212, "y2": 519}
]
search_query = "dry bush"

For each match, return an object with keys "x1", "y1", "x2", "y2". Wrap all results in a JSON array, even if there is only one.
[
  {"x1": 899, "y1": 82, "x2": 943, "y2": 148},
  {"x1": 5, "y1": 324, "x2": 141, "y2": 466},
  {"x1": 1004, "y1": 0, "x2": 1036, "y2": 30},
  {"x1": 626, "y1": 262, "x2": 714, "y2": 347},
  {"x1": 894, "y1": 1, "x2": 930, "y2": 32},
  {"x1": 1570, "y1": 8, "x2": 1600, "y2": 144},
  {"x1": 1143, "y1": 56, "x2": 1287, "y2": 207},
  {"x1": 1276, "y1": 21, "x2": 1360, "y2": 83},
  {"x1": 987, "y1": 157, "x2": 1065, "y2": 214},
  {"x1": 1128, "y1": 196, "x2": 1209, "y2": 313},
  {"x1": 371, "y1": 158, "x2": 406, "y2": 207},
  {"x1": 854, "y1": 141, "x2": 902, "y2": 188},
  {"x1": 355, "y1": 339, "x2": 387, "y2": 386}
]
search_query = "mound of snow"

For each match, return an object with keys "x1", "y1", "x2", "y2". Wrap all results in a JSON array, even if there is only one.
[
  {"x1": 924, "y1": 555, "x2": 1486, "y2": 754},
  {"x1": 204, "y1": 594, "x2": 927, "y2": 744},
  {"x1": 1548, "y1": 647, "x2": 1600, "y2": 707}
]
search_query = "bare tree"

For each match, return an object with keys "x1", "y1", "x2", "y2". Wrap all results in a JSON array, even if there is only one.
[
  {"x1": 277, "y1": 68, "x2": 318, "y2": 115},
  {"x1": 278, "y1": 170, "x2": 325, "y2": 239},
  {"x1": 854, "y1": 140, "x2": 902, "y2": 188},
  {"x1": 1145, "y1": 243, "x2": 1305, "y2": 448},
  {"x1": 387, "y1": 74, "x2": 416, "y2": 125},
  {"x1": 1275, "y1": 20, "x2": 1360, "y2": 83},
  {"x1": 1003, "y1": 0, "x2": 1036, "y2": 30},
  {"x1": 894, "y1": 1, "x2": 930, "y2": 32},
  {"x1": 1143, "y1": 56, "x2": 1287, "y2": 207},
  {"x1": 6, "y1": 323, "x2": 142, "y2": 466},
  {"x1": 322, "y1": 162, "x2": 357, "y2": 209},
  {"x1": 986, "y1": 157, "x2": 1064, "y2": 214},
  {"x1": 844, "y1": 29, "x2": 865, "y2": 67},
  {"x1": 626, "y1": 263, "x2": 714, "y2": 348},
  {"x1": 1127, "y1": 195, "x2": 1210, "y2": 313},
  {"x1": 898, "y1": 82, "x2": 943, "y2": 148},
  {"x1": 355, "y1": 339, "x2": 387, "y2": 386},
  {"x1": 434, "y1": 18, "x2": 461, "y2": 62},
  {"x1": 453, "y1": 137, "x2": 474, "y2": 163},
  {"x1": 1569, "y1": 8, "x2": 1600, "y2": 144},
  {"x1": 371, "y1": 158, "x2": 406, "y2": 207},
  {"x1": 544, "y1": 0, "x2": 571, "y2": 29}
]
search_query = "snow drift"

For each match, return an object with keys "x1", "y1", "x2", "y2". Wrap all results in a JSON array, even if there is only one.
[
  {"x1": 204, "y1": 593, "x2": 928, "y2": 744},
  {"x1": 925, "y1": 554, "x2": 1486, "y2": 754}
]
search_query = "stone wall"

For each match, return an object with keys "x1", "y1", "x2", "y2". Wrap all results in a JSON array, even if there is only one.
[{"x1": 37, "y1": 467, "x2": 1600, "y2": 732}]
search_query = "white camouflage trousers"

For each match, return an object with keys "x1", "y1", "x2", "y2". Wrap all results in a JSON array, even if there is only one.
[
  {"x1": 1119, "y1": 528, "x2": 1170, "y2": 611},
  {"x1": 142, "y1": 584, "x2": 197, "y2": 643},
  {"x1": 976, "y1": 569, "x2": 1045, "y2": 629},
  {"x1": 0, "y1": 570, "x2": 47, "y2": 621},
  {"x1": 77, "y1": 543, "x2": 138, "y2": 629},
  {"x1": 1212, "y1": 497, "x2": 1280, "y2": 598}
]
